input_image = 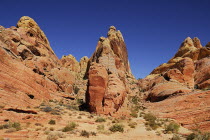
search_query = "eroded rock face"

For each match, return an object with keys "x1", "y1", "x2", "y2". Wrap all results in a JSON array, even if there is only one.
[
  {"x1": 86, "y1": 62, "x2": 108, "y2": 113},
  {"x1": 139, "y1": 37, "x2": 210, "y2": 132},
  {"x1": 194, "y1": 57, "x2": 210, "y2": 89},
  {"x1": 144, "y1": 37, "x2": 210, "y2": 101},
  {"x1": 145, "y1": 90, "x2": 210, "y2": 132},
  {"x1": 0, "y1": 16, "x2": 77, "y2": 109},
  {"x1": 86, "y1": 26, "x2": 135, "y2": 115}
]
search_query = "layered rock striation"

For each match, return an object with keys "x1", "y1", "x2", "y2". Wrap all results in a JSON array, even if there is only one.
[
  {"x1": 0, "y1": 16, "x2": 88, "y2": 109},
  {"x1": 86, "y1": 26, "x2": 137, "y2": 116},
  {"x1": 139, "y1": 37, "x2": 210, "y2": 131}
]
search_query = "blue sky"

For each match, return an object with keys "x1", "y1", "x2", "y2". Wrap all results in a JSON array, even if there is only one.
[{"x1": 0, "y1": 0, "x2": 210, "y2": 78}]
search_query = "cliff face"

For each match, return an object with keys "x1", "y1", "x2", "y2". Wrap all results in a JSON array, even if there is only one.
[
  {"x1": 139, "y1": 37, "x2": 210, "y2": 131},
  {"x1": 86, "y1": 26, "x2": 138, "y2": 116},
  {"x1": 0, "y1": 16, "x2": 88, "y2": 110}
]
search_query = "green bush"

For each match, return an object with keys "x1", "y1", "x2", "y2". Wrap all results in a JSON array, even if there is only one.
[
  {"x1": 128, "y1": 122, "x2": 137, "y2": 128},
  {"x1": 11, "y1": 122, "x2": 21, "y2": 131},
  {"x1": 165, "y1": 122, "x2": 180, "y2": 133},
  {"x1": 95, "y1": 117, "x2": 106, "y2": 122},
  {"x1": 62, "y1": 122, "x2": 77, "y2": 132},
  {"x1": 48, "y1": 120, "x2": 56, "y2": 125},
  {"x1": 109, "y1": 124, "x2": 124, "y2": 133},
  {"x1": 97, "y1": 125, "x2": 104, "y2": 131},
  {"x1": 42, "y1": 106, "x2": 52, "y2": 112},
  {"x1": 80, "y1": 130, "x2": 90, "y2": 138},
  {"x1": 90, "y1": 131, "x2": 97, "y2": 136},
  {"x1": 112, "y1": 119, "x2": 120, "y2": 123},
  {"x1": 143, "y1": 113, "x2": 157, "y2": 122},
  {"x1": 143, "y1": 113, "x2": 160, "y2": 130},
  {"x1": 187, "y1": 132, "x2": 210, "y2": 140},
  {"x1": 0, "y1": 122, "x2": 21, "y2": 131},
  {"x1": 131, "y1": 96, "x2": 140, "y2": 104},
  {"x1": 74, "y1": 86, "x2": 80, "y2": 94}
]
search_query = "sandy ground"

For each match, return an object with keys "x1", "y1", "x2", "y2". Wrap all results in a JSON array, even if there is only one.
[{"x1": 0, "y1": 101, "x2": 191, "y2": 140}]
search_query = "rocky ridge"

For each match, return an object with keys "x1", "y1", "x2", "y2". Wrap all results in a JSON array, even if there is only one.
[
  {"x1": 86, "y1": 26, "x2": 139, "y2": 116},
  {"x1": 0, "y1": 16, "x2": 88, "y2": 111},
  {"x1": 139, "y1": 37, "x2": 210, "y2": 131}
]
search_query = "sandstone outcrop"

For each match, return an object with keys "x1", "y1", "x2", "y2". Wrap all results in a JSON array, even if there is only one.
[
  {"x1": 145, "y1": 90, "x2": 210, "y2": 132},
  {"x1": 86, "y1": 26, "x2": 137, "y2": 116},
  {"x1": 139, "y1": 37, "x2": 210, "y2": 131},
  {"x1": 142, "y1": 37, "x2": 210, "y2": 100},
  {"x1": 0, "y1": 16, "x2": 80, "y2": 110}
]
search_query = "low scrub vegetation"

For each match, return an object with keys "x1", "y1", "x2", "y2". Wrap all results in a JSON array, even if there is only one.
[
  {"x1": 48, "y1": 120, "x2": 56, "y2": 125},
  {"x1": 95, "y1": 117, "x2": 106, "y2": 122},
  {"x1": 62, "y1": 122, "x2": 77, "y2": 132},
  {"x1": 80, "y1": 130, "x2": 90, "y2": 138},
  {"x1": 143, "y1": 113, "x2": 161, "y2": 130},
  {"x1": 128, "y1": 122, "x2": 137, "y2": 128},
  {"x1": 0, "y1": 122, "x2": 21, "y2": 131},
  {"x1": 165, "y1": 122, "x2": 180, "y2": 133},
  {"x1": 109, "y1": 124, "x2": 124, "y2": 133},
  {"x1": 187, "y1": 132, "x2": 210, "y2": 140}
]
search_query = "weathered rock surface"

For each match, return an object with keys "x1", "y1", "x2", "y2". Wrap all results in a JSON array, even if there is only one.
[
  {"x1": 139, "y1": 37, "x2": 210, "y2": 131},
  {"x1": 145, "y1": 90, "x2": 210, "y2": 132},
  {"x1": 0, "y1": 16, "x2": 81, "y2": 109},
  {"x1": 86, "y1": 26, "x2": 137, "y2": 116}
]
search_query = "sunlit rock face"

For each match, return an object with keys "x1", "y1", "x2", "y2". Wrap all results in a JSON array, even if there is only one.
[
  {"x1": 138, "y1": 37, "x2": 210, "y2": 132},
  {"x1": 86, "y1": 26, "x2": 137, "y2": 116},
  {"x1": 0, "y1": 16, "x2": 85, "y2": 109}
]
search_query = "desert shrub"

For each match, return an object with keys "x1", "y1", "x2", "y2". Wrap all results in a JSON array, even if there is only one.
[
  {"x1": 42, "y1": 106, "x2": 52, "y2": 112},
  {"x1": 47, "y1": 132, "x2": 65, "y2": 140},
  {"x1": 77, "y1": 99, "x2": 84, "y2": 105},
  {"x1": 187, "y1": 132, "x2": 210, "y2": 140},
  {"x1": 112, "y1": 119, "x2": 120, "y2": 123},
  {"x1": 1, "y1": 122, "x2": 21, "y2": 131},
  {"x1": 97, "y1": 125, "x2": 104, "y2": 131},
  {"x1": 172, "y1": 134, "x2": 181, "y2": 140},
  {"x1": 62, "y1": 122, "x2": 77, "y2": 132},
  {"x1": 144, "y1": 113, "x2": 157, "y2": 122},
  {"x1": 95, "y1": 117, "x2": 106, "y2": 122},
  {"x1": 74, "y1": 86, "x2": 80, "y2": 94},
  {"x1": 128, "y1": 122, "x2": 137, "y2": 128},
  {"x1": 131, "y1": 96, "x2": 140, "y2": 105},
  {"x1": 143, "y1": 113, "x2": 161, "y2": 130},
  {"x1": 80, "y1": 130, "x2": 90, "y2": 138},
  {"x1": 35, "y1": 123, "x2": 43, "y2": 126},
  {"x1": 11, "y1": 122, "x2": 21, "y2": 131},
  {"x1": 109, "y1": 124, "x2": 124, "y2": 133},
  {"x1": 48, "y1": 120, "x2": 56, "y2": 125},
  {"x1": 165, "y1": 122, "x2": 180, "y2": 133},
  {"x1": 0, "y1": 124, "x2": 9, "y2": 129},
  {"x1": 77, "y1": 116, "x2": 82, "y2": 119},
  {"x1": 90, "y1": 131, "x2": 97, "y2": 136}
]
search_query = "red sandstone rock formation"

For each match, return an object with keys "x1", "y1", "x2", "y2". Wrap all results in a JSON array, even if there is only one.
[
  {"x1": 0, "y1": 16, "x2": 82, "y2": 110},
  {"x1": 139, "y1": 37, "x2": 210, "y2": 131},
  {"x1": 86, "y1": 26, "x2": 136, "y2": 116}
]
